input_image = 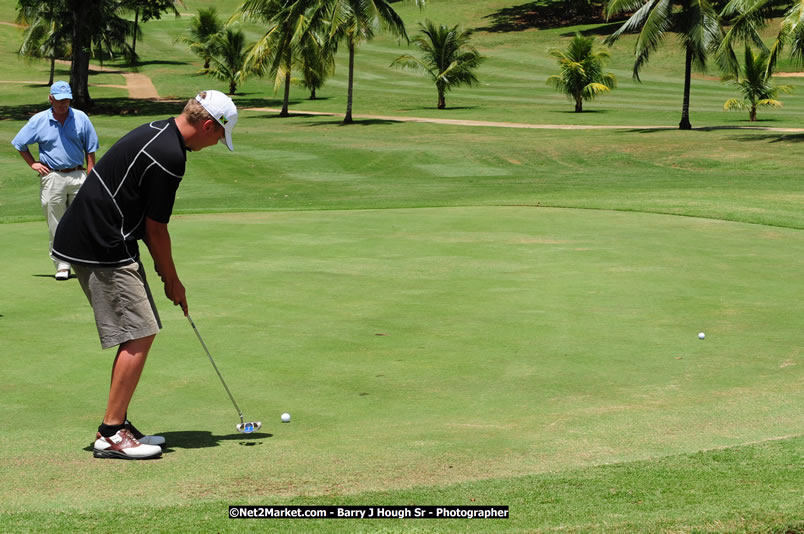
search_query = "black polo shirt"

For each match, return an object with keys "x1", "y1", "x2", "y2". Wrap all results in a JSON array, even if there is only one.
[{"x1": 53, "y1": 118, "x2": 186, "y2": 267}]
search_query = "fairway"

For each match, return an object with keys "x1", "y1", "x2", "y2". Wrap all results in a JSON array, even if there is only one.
[{"x1": 2, "y1": 207, "x2": 802, "y2": 518}]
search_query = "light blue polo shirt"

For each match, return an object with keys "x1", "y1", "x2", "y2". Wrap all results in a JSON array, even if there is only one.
[{"x1": 11, "y1": 107, "x2": 99, "y2": 170}]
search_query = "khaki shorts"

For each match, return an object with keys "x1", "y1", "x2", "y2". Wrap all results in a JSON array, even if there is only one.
[{"x1": 73, "y1": 262, "x2": 162, "y2": 349}]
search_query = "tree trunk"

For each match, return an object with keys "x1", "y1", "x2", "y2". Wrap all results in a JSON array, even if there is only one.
[
  {"x1": 230, "y1": 80, "x2": 236, "y2": 95},
  {"x1": 575, "y1": 97, "x2": 583, "y2": 112},
  {"x1": 437, "y1": 89, "x2": 445, "y2": 109},
  {"x1": 280, "y1": 70, "x2": 291, "y2": 117},
  {"x1": 343, "y1": 39, "x2": 355, "y2": 124},
  {"x1": 679, "y1": 47, "x2": 693, "y2": 130},
  {"x1": 750, "y1": 106, "x2": 756, "y2": 121},
  {"x1": 49, "y1": 56, "x2": 56, "y2": 85},
  {"x1": 132, "y1": 8, "x2": 139, "y2": 66},
  {"x1": 69, "y1": 0, "x2": 93, "y2": 110},
  {"x1": 310, "y1": 87, "x2": 316, "y2": 100}
]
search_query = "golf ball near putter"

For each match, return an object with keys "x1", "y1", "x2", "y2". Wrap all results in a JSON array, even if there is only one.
[
  {"x1": 698, "y1": 332, "x2": 705, "y2": 340},
  {"x1": 281, "y1": 412, "x2": 291, "y2": 423}
]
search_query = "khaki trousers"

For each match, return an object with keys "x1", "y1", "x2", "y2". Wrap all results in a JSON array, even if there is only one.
[{"x1": 40, "y1": 169, "x2": 86, "y2": 270}]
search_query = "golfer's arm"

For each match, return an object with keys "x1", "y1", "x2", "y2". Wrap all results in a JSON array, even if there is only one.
[
  {"x1": 86, "y1": 152, "x2": 95, "y2": 174},
  {"x1": 144, "y1": 217, "x2": 187, "y2": 313},
  {"x1": 18, "y1": 149, "x2": 36, "y2": 167}
]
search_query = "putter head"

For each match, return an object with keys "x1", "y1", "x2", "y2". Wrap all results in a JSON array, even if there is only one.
[{"x1": 237, "y1": 421, "x2": 262, "y2": 434}]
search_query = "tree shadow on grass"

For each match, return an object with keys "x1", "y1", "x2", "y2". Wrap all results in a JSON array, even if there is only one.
[
  {"x1": 302, "y1": 118, "x2": 402, "y2": 127},
  {"x1": 561, "y1": 22, "x2": 628, "y2": 37},
  {"x1": 0, "y1": 96, "x2": 294, "y2": 120},
  {"x1": 395, "y1": 106, "x2": 479, "y2": 112},
  {"x1": 620, "y1": 125, "x2": 804, "y2": 136},
  {"x1": 549, "y1": 109, "x2": 611, "y2": 114},
  {"x1": 727, "y1": 132, "x2": 804, "y2": 143},
  {"x1": 476, "y1": 0, "x2": 614, "y2": 32}
]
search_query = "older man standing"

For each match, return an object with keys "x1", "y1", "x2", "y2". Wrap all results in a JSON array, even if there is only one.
[{"x1": 11, "y1": 80, "x2": 99, "y2": 280}]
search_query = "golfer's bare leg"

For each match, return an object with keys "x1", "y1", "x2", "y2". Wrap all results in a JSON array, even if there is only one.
[{"x1": 103, "y1": 335, "x2": 156, "y2": 426}]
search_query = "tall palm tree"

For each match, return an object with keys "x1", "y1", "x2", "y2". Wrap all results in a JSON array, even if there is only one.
[
  {"x1": 178, "y1": 8, "x2": 223, "y2": 72},
  {"x1": 329, "y1": 0, "x2": 422, "y2": 124},
  {"x1": 298, "y1": 29, "x2": 336, "y2": 99},
  {"x1": 124, "y1": 0, "x2": 183, "y2": 66},
  {"x1": 546, "y1": 32, "x2": 616, "y2": 112},
  {"x1": 390, "y1": 20, "x2": 484, "y2": 109},
  {"x1": 237, "y1": 0, "x2": 328, "y2": 116},
  {"x1": 605, "y1": 0, "x2": 723, "y2": 129},
  {"x1": 723, "y1": 45, "x2": 791, "y2": 121},
  {"x1": 717, "y1": 0, "x2": 804, "y2": 77},
  {"x1": 16, "y1": 0, "x2": 71, "y2": 84},
  {"x1": 207, "y1": 26, "x2": 252, "y2": 94}
]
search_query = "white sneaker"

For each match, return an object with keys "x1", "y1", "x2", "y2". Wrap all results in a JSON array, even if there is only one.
[
  {"x1": 55, "y1": 269, "x2": 70, "y2": 280},
  {"x1": 125, "y1": 420, "x2": 166, "y2": 446},
  {"x1": 93, "y1": 429, "x2": 162, "y2": 460}
]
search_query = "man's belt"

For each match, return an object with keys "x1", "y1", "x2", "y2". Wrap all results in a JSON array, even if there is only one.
[{"x1": 54, "y1": 165, "x2": 84, "y2": 173}]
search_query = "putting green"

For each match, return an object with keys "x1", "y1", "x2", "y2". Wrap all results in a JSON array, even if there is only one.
[{"x1": 1, "y1": 206, "x2": 801, "y2": 511}]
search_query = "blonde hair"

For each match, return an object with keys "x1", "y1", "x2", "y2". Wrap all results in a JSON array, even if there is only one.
[{"x1": 182, "y1": 92, "x2": 219, "y2": 126}]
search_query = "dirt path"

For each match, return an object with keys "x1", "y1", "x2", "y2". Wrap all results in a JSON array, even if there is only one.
[{"x1": 45, "y1": 59, "x2": 161, "y2": 99}]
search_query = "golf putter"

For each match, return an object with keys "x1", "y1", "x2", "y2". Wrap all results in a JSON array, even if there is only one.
[{"x1": 186, "y1": 314, "x2": 262, "y2": 434}]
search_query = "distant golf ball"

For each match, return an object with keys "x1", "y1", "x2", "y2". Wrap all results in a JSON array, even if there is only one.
[
  {"x1": 698, "y1": 332, "x2": 705, "y2": 340},
  {"x1": 281, "y1": 412, "x2": 291, "y2": 423}
]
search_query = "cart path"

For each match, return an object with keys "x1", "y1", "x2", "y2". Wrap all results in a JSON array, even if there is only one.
[{"x1": 246, "y1": 107, "x2": 804, "y2": 132}]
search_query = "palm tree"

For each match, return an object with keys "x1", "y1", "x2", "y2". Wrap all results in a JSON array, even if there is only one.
[
  {"x1": 237, "y1": 0, "x2": 328, "y2": 116},
  {"x1": 717, "y1": 0, "x2": 804, "y2": 77},
  {"x1": 298, "y1": 30, "x2": 336, "y2": 99},
  {"x1": 390, "y1": 20, "x2": 484, "y2": 109},
  {"x1": 178, "y1": 8, "x2": 223, "y2": 72},
  {"x1": 16, "y1": 0, "x2": 71, "y2": 84},
  {"x1": 206, "y1": 26, "x2": 252, "y2": 95},
  {"x1": 546, "y1": 32, "x2": 616, "y2": 112},
  {"x1": 124, "y1": 0, "x2": 183, "y2": 66},
  {"x1": 329, "y1": 0, "x2": 422, "y2": 124},
  {"x1": 605, "y1": 0, "x2": 723, "y2": 129},
  {"x1": 723, "y1": 45, "x2": 791, "y2": 121},
  {"x1": 89, "y1": 6, "x2": 136, "y2": 67}
]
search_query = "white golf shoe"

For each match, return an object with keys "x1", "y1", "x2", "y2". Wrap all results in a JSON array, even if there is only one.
[{"x1": 93, "y1": 429, "x2": 162, "y2": 460}]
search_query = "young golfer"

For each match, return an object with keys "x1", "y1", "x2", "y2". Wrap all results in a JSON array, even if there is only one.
[{"x1": 52, "y1": 91, "x2": 238, "y2": 460}]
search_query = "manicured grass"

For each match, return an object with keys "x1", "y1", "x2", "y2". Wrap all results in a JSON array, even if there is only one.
[
  {"x1": 4, "y1": 115, "x2": 804, "y2": 229},
  {"x1": 2, "y1": 436, "x2": 803, "y2": 532},
  {"x1": 1, "y1": 207, "x2": 803, "y2": 532}
]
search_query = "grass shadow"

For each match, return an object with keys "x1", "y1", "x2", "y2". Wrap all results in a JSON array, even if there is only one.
[
  {"x1": 562, "y1": 22, "x2": 628, "y2": 37},
  {"x1": 550, "y1": 109, "x2": 611, "y2": 114},
  {"x1": 303, "y1": 118, "x2": 401, "y2": 127},
  {"x1": 158, "y1": 430, "x2": 273, "y2": 449},
  {"x1": 727, "y1": 132, "x2": 804, "y2": 143},
  {"x1": 476, "y1": 0, "x2": 614, "y2": 32},
  {"x1": 0, "y1": 102, "x2": 48, "y2": 120},
  {"x1": 396, "y1": 106, "x2": 479, "y2": 112}
]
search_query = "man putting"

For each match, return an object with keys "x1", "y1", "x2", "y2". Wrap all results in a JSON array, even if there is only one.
[{"x1": 52, "y1": 91, "x2": 238, "y2": 460}]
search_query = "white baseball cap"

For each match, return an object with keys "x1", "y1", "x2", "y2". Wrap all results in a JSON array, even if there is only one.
[{"x1": 195, "y1": 90, "x2": 238, "y2": 151}]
